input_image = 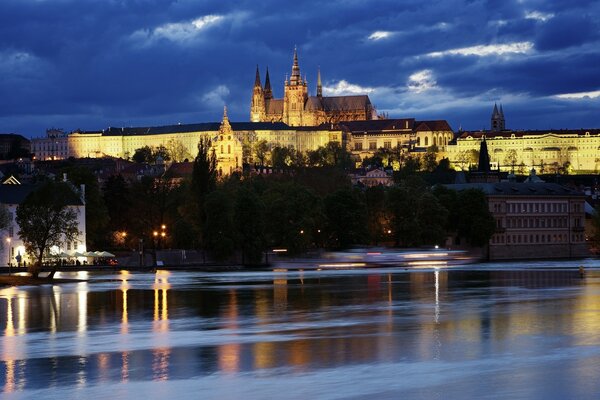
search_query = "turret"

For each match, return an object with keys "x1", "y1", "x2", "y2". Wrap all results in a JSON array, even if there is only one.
[
  {"x1": 283, "y1": 47, "x2": 309, "y2": 125},
  {"x1": 317, "y1": 67, "x2": 322, "y2": 97},
  {"x1": 264, "y1": 67, "x2": 273, "y2": 100},
  {"x1": 250, "y1": 65, "x2": 266, "y2": 122},
  {"x1": 491, "y1": 103, "x2": 505, "y2": 131}
]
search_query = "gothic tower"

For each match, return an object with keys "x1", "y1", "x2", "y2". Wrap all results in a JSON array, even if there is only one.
[
  {"x1": 250, "y1": 66, "x2": 266, "y2": 122},
  {"x1": 283, "y1": 47, "x2": 308, "y2": 126},
  {"x1": 317, "y1": 67, "x2": 322, "y2": 97},
  {"x1": 264, "y1": 67, "x2": 273, "y2": 100},
  {"x1": 491, "y1": 103, "x2": 505, "y2": 131}
]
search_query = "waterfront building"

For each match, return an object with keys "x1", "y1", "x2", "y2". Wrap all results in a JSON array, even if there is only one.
[
  {"x1": 251, "y1": 49, "x2": 376, "y2": 126},
  {"x1": 445, "y1": 105, "x2": 600, "y2": 173},
  {"x1": 446, "y1": 180, "x2": 588, "y2": 260},
  {"x1": 0, "y1": 178, "x2": 87, "y2": 266}
]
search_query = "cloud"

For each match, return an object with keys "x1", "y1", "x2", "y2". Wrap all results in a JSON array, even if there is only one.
[
  {"x1": 426, "y1": 42, "x2": 534, "y2": 58},
  {"x1": 323, "y1": 80, "x2": 374, "y2": 95},
  {"x1": 367, "y1": 31, "x2": 394, "y2": 41},
  {"x1": 130, "y1": 15, "x2": 224, "y2": 45},
  {"x1": 524, "y1": 11, "x2": 554, "y2": 22},
  {"x1": 407, "y1": 70, "x2": 437, "y2": 93},
  {"x1": 202, "y1": 85, "x2": 230, "y2": 106},
  {"x1": 554, "y1": 90, "x2": 600, "y2": 100}
]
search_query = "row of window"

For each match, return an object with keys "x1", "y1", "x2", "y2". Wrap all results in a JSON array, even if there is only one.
[
  {"x1": 499, "y1": 217, "x2": 582, "y2": 229},
  {"x1": 498, "y1": 202, "x2": 571, "y2": 214},
  {"x1": 491, "y1": 233, "x2": 583, "y2": 244}
]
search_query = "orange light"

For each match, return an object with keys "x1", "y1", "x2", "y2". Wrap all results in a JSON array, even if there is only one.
[{"x1": 153, "y1": 231, "x2": 158, "y2": 237}]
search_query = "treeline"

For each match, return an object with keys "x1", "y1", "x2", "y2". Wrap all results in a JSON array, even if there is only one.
[{"x1": 49, "y1": 140, "x2": 495, "y2": 264}]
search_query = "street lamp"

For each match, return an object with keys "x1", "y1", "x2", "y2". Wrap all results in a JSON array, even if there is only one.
[{"x1": 6, "y1": 237, "x2": 11, "y2": 275}]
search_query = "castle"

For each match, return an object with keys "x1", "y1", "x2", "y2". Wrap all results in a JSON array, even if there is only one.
[{"x1": 250, "y1": 49, "x2": 376, "y2": 126}]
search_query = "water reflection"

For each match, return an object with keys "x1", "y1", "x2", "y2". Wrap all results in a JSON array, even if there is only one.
[{"x1": 0, "y1": 267, "x2": 598, "y2": 397}]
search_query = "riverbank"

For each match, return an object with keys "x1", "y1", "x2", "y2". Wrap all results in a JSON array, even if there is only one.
[{"x1": 0, "y1": 275, "x2": 84, "y2": 287}]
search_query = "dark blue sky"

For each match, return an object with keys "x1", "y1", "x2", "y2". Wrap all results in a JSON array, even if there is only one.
[{"x1": 1, "y1": 0, "x2": 599, "y2": 137}]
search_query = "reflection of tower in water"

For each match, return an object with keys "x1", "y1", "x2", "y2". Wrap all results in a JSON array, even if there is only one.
[
  {"x1": 152, "y1": 270, "x2": 171, "y2": 381},
  {"x1": 218, "y1": 289, "x2": 241, "y2": 373},
  {"x1": 2, "y1": 288, "x2": 28, "y2": 393}
]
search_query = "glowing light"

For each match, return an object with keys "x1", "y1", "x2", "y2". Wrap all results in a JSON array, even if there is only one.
[
  {"x1": 318, "y1": 263, "x2": 367, "y2": 268},
  {"x1": 272, "y1": 249, "x2": 287, "y2": 253}
]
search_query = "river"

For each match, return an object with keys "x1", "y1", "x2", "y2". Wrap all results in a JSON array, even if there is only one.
[{"x1": 2, "y1": 259, "x2": 600, "y2": 399}]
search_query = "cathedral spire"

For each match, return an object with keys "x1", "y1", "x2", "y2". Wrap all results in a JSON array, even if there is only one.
[
  {"x1": 264, "y1": 67, "x2": 272, "y2": 99},
  {"x1": 317, "y1": 67, "x2": 322, "y2": 97},
  {"x1": 254, "y1": 65, "x2": 262, "y2": 88},
  {"x1": 221, "y1": 105, "x2": 232, "y2": 133},
  {"x1": 290, "y1": 46, "x2": 301, "y2": 85}
]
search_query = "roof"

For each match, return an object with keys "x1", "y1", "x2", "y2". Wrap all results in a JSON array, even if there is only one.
[
  {"x1": 445, "y1": 182, "x2": 584, "y2": 197},
  {"x1": 0, "y1": 133, "x2": 30, "y2": 143},
  {"x1": 459, "y1": 129, "x2": 600, "y2": 139},
  {"x1": 164, "y1": 162, "x2": 194, "y2": 179},
  {"x1": 320, "y1": 95, "x2": 371, "y2": 111},
  {"x1": 338, "y1": 119, "x2": 416, "y2": 133},
  {"x1": 87, "y1": 121, "x2": 294, "y2": 137},
  {"x1": 0, "y1": 183, "x2": 84, "y2": 205},
  {"x1": 414, "y1": 120, "x2": 453, "y2": 132},
  {"x1": 265, "y1": 99, "x2": 284, "y2": 115}
]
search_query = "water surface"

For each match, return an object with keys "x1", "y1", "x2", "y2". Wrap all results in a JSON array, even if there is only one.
[{"x1": 2, "y1": 260, "x2": 600, "y2": 399}]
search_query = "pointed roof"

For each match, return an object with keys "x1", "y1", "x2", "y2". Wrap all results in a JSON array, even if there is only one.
[
  {"x1": 264, "y1": 68, "x2": 272, "y2": 91},
  {"x1": 290, "y1": 46, "x2": 301, "y2": 84},
  {"x1": 492, "y1": 103, "x2": 500, "y2": 117},
  {"x1": 477, "y1": 137, "x2": 491, "y2": 172},
  {"x1": 499, "y1": 104, "x2": 504, "y2": 117},
  {"x1": 317, "y1": 67, "x2": 322, "y2": 96},
  {"x1": 220, "y1": 105, "x2": 232, "y2": 134},
  {"x1": 254, "y1": 65, "x2": 262, "y2": 88}
]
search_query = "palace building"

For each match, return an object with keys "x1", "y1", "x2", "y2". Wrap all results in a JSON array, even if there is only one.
[
  {"x1": 445, "y1": 105, "x2": 600, "y2": 173},
  {"x1": 251, "y1": 49, "x2": 376, "y2": 126},
  {"x1": 31, "y1": 107, "x2": 342, "y2": 175}
]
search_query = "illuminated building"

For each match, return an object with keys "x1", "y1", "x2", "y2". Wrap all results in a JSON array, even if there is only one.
[
  {"x1": 0, "y1": 179, "x2": 87, "y2": 266},
  {"x1": 251, "y1": 48, "x2": 376, "y2": 126},
  {"x1": 446, "y1": 181, "x2": 588, "y2": 260},
  {"x1": 445, "y1": 105, "x2": 600, "y2": 173},
  {"x1": 339, "y1": 119, "x2": 454, "y2": 164},
  {"x1": 30, "y1": 107, "x2": 342, "y2": 175}
]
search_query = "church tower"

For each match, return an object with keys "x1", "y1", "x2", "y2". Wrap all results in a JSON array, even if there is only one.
[
  {"x1": 250, "y1": 66, "x2": 266, "y2": 122},
  {"x1": 264, "y1": 67, "x2": 273, "y2": 100},
  {"x1": 283, "y1": 47, "x2": 308, "y2": 126},
  {"x1": 491, "y1": 103, "x2": 505, "y2": 131},
  {"x1": 317, "y1": 67, "x2": 322, "y2": 97}
]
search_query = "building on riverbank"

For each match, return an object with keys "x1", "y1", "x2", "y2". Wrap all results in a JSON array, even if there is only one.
[
  {"x1": 0, "y1": 178, "x2": 87, "y2": 266},
  {"x1": 446, "y1": 181, "x2": 588, "y2": 260}
]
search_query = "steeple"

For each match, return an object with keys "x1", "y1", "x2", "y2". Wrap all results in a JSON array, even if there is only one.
[
  {"x1": 491, "y1": 103, "x2": 505, "y2": 131},
  {"x1": 254, "y1": 65, "x2": 262, "y2": 88},
  {"x1": 220, "y1": 105, "x2": 233, "y2": 134},
  {"x1": 290, "y1": 46, "x2": 301, "y2": 85},
  {"x1": 317, "y1": 67, "x2": 322, "y2": 97},
  {"x1": 477, "y1": 137, "x2": 491, "y2": 172},
  {"x1": 264, "y1": 67, "x2": 272, "y2": 99}
]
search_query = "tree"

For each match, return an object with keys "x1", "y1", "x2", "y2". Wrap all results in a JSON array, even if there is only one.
[
  {"x1": 454, "y1": 189, "x2": 495, "y2": 247},
  {"x1": 590, "y1": 208, "x2": 600, "y2": 255},
  {"x1": 423, "y1": 147, "x2": 438, "y2": 172},
  {"x1": 61, "y1": 166, "x2": 109, "y2": 249},
  {"x1": 203, "y1": 190, "x2": 236, "y2": 261},
  {"x1": 323, "y1": 188, "x2": 367, "y2": 249},
  {"x1": 254, "y1": 140, "x2": 269, "y2": 166},
  {"x1": 132, "y1": 146, "x2": 154, "y2": 163},
  {"x1": 234, "y1": 188, "x2": 265, "y2": 264},
  {"x1": 504, "y1": 149, "x2": 518, "y2": 173},
  {"x1": 166, "y1": 139, "x2": 191, "y2": 162},
  {"x1": 16, "y1": 181, "x2": 80, "y2": 278}
]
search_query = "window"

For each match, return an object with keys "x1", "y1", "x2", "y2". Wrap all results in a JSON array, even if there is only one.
[
  {"x1": 425, "y1": 137, "x2": 429, "y2": 146},
  {"x1": 384, "y1": 141, "x2": 391, "y2": 149},
  {"x1": 369, "y1": 142, "x2": 377, "y2": 150},
  {"x1": 354, "y1": 143, "x2": 363, "y2": 151},
  {"x1": 228, "y1": 144, "x2": 231, "y2": 154}
]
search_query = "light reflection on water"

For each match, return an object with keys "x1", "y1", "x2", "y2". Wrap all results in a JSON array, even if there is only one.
[{"x1": 1, "y1": 263, "x2": 600, "y2": 398}]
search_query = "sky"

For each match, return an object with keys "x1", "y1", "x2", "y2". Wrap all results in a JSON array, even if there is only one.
[{"x1": 1, "y1": 0, "x2": 599, "y2": 138}]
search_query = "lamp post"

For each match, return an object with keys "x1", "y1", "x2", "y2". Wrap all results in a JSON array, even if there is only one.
[{"x1": 6, "y1": 237, "x2": 11, "y2": 275}]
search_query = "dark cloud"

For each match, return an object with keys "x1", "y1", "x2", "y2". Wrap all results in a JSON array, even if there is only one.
[{"x1": 1, "y1": 0, "x2": 599, "y2": 136}]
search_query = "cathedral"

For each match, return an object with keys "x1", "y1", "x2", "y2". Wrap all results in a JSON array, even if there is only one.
[{"x1": 250, "y1": 49, "x2": 376, "y2": 126}]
